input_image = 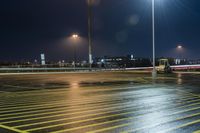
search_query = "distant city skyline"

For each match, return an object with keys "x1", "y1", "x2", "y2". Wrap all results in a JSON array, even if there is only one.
[{"x1": 0, "y1": 0, "x2": 200, "y2": 61}]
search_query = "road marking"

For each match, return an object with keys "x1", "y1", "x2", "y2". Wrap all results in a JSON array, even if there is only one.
[
  {"x1": 3, "y1": 100, "x2": 138, "y2": 122},
  {"x1": 1, "y1": 97, "x2": 175, "y2": 125},
  {"x1": 122, "y1": 108, "x2": 200, "y2": 133},
  {"x1": 11, "y1": 95, "x2": 200, "y2": 126},
  {"x1": 0, "y1": 92, "x2": 141, "y2": 111},
  {"x1": 0, "y1": 92, "x2": 191, "y2": 114},
  {"x1": 25, "y1": 108, "x2": 145, "y2": 132},
  {"x1": 0, "y1": 87, "x2": 170, "y2": 104},
  {"x1": 1, "y1": 93, "x2": 197, "y2": 124},
  {"x1": 23, "y1": 98, "x2": 200, "y2": 132},
  {"x1": 159, "y1": 118, "x2": 200, "y2": 133},
  {"x1": 177, "y1": 89, "x2": 200, "y2": 99},
  {"x1": 0, "y1": 83, "x2": 199, "y2": 132},
  {"x1": 0, "y1": 88, "x2": 158, "y2": 108},
  {"x1": 54, "y1": 104, "x2": 200, "y2": 133},
  {"x1": 0, "y1": 99, "x2": 128, "y2": 118},
  {"x1": 0, "y1": 84, "x2": 184, "y2": 99},
  {"x1": 0, "y1": 124, "x2": 27, "y2": 133},
  {"x1": 55, "y1": 117, "x2": 133, "y2": 133},
  {"x1": 1, "y1": 93, "x2": 189, "y2": 118},
  {"x1": 14, "y1": 97, "x2": 200, "y2": 129},
  {"x1": 0, "y1": 85, "x2": 191, "y2": 107},
  {"x1": 90, "y1": 108, "x2": 200, "y2": 133},
  {"x1": 0, "y1": 85, "x2": 148, "y2": 98}
]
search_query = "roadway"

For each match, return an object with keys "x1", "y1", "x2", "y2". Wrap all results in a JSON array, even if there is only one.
[{"x1": 0, "y1": 71, "x2": 200, "y2": 133}]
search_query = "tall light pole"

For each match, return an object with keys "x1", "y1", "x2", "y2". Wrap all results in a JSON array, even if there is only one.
[
  {"x1": 88, "y1": 0, "x2": 93, "y2": 70},
  {"x1": 152, "y1": 0, "x2": 157, "y2": 79},
  {"x1": 72, "y1": 34, "x2": 79, "y2": 70}
]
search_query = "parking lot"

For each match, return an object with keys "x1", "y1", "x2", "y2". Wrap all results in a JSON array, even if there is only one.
[{"x1": 0, "y1": 71, "x2": 200, "y2": 133}]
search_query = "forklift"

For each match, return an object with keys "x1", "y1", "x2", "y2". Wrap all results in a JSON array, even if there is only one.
[{"x1": 157, "y1": 59, "x2": 172, "y2": 73}]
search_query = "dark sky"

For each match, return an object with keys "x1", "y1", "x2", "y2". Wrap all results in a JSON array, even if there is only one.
[{"x1": 0, "y1": 0, "x2": 200, "y2": 61}]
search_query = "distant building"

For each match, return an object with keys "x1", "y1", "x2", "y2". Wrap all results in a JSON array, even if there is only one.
[
  {"x1": 174, "y1": 58, "x2": 187, "y2": 65},
  {"x1": 94, "y1": 55, "x2": 151, "y2": 68}
]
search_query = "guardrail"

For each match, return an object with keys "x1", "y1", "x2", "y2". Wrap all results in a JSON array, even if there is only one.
[
  {"x1": 0, "y1": 67, "x2": 92, "y2": 72},
  {"x1": 0, "y1": 67, "x2": 123, "y2": 72},
  {"x1": 0, "y1": 64, "x2": 199, "y2": 73},
  {"x1": 171, "y1": 64, "x2": 200, "y2": 70}
]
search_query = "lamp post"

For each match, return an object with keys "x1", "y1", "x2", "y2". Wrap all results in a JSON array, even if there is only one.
[
  {"x1": 72, "y1": 34, "x2": 79, "y2": 70},
  {"x1": 152, "y1": 0, "x2": 157, "y2": 79},
  {"x1": 88, "y1": 0, "x2": 93, "y2": 70}
]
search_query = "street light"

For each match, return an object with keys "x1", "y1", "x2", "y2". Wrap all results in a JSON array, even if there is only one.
[
  {"x1": 177, "y1": 45, "x2": 183, "y2": 49},
  {"x1": 88, "y1": 0, "x2": 93, "y2": 70},
  {"x1": 152, "y1": 0, "x2": 157, "y2": 79},
  {"x1": 72, "y1": 34, "x2": 79, "y2": 70},
  {"x1": 72, "y1": 34, "x2": 78, "y2": 39}
]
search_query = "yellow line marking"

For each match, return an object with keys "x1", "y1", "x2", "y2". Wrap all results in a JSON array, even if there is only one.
[
  {"x1": 14, "y1": 97, "x2": 198, "y2": 129},
  {"x1": 2, "y1": 93, "x2": 192, "y2": 118},
  {"x1": 25, "y1": 109, "x2": 145, "y2": 132},
  {"x1": 97, "y1": 110, "x2": 200, "y2": 133},
  {"x1": 0, "y1": 89, "x2": 69, "y2": 99},
  {"x1": 1, "y1": 98, "x2": 155, "y2": 124},
  {"x1": 1, "y1": 94, "x2": 196, "y2": 124},
  {"x1": 1, "y1": 104, "x2": 126, "y2": 123},
  {"x1": 1, "y1": 97, "x2": 173, "y2": 125},
  {"x1": 117, "y1": 110, "x2": 200, "y2": 133},
  {"x1": 1, "y1": 99, "x2": 134, "y2": 118},
  {"x1": 0, "y1": 84, "x2": 158, "y2": 104},
  {"x1": 0, "y1": 124, "x2": 27, "y2": 133},
  {"x1": 86, "y1": 123, "x2": 131, "y2": 133},
  {"x1": 160, "y1": 119, "x2": 200, "y2": 133},
  {"x1": 0, "y1": 87, "x2": 174, "y2": 107},
  {"x1": 122, "y1": 109, "x2": 200, "y2": 133},
  {"x1": 11, "y1": 95, "x2": 199, "y2": 118},
  {"x1": 0, "y1": 94, "x2": 153, "y2": 114},
  {"x1": 0, "y1": 89, "x2": 156, "y2": 109},
  {"x1": 24, "y1": 98, "x2": 200, "y2": 132},
  {"x1": 16, "y1": 110, "x2": 132, "y2": 129},
  {"x1": 0, "y1": 85, "x2": 147, "y2": 98},
  {"x1": 2, "y1": 87, "x2": 192, "y2": 108},
  {"x1": 177, "y1": 89, "x2": 200, "y2": 99},
  {"x1": 0, "y1": 84, "x2": 185, "y2": 101},
  {"x1": 0, "y1": 93, "x2": 116, "y2": 107},
  {"x1": 53, "y1": 103, "x2": 200, "y2": 133},
  {"x1": 0, "y1": 93, "x2": 138, "y2": 112},
  {"x1": 194, "y1": 131, "x2": 200, "y2": 133},
  {"x1": 97, "y1": 107, "x2": 200, "y2": 133},
  {"x1": 56, "y1": 117, "x2": 133, "y2": 133},
  {"x1": 0, "y1": 92, "x2": 191, "y2": 114}
]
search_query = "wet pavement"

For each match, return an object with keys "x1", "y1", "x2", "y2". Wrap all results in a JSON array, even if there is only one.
[{"x1": 0, "y1": 71, "x2": 200, "y2": 133}]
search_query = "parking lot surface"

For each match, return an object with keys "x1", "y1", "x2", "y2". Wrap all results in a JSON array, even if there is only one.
[{"x1": 0, "y1": 72, "x2": 200, "y2": 133}]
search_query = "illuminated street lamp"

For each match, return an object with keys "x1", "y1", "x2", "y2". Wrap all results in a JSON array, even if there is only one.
[
  {"x1": 177, "y1": 45, "x2": 183, "y2": 49},
  {"x1": 152, "y1": 0, "x2": 157, "y2": 79},
  {"x1": 72, "y1": 34, "x2": 79, "y2": 70},
  {"x1": 72, "y1": 34, "x2": 78, "y2": 39}
]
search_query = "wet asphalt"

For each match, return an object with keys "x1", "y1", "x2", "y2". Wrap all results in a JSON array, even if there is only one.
[{"x1": 0, "y1": 71, "x2": 200, "y2": 133}]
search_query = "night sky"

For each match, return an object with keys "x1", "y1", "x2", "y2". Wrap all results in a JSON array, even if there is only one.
[{"x1": 0, "y1": 0, "x2": 200, "y2": 61}]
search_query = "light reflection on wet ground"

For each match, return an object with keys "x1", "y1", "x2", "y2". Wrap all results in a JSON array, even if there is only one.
[{"x1": 0, "y1": 72, "x2": 200, "y2": 133}]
